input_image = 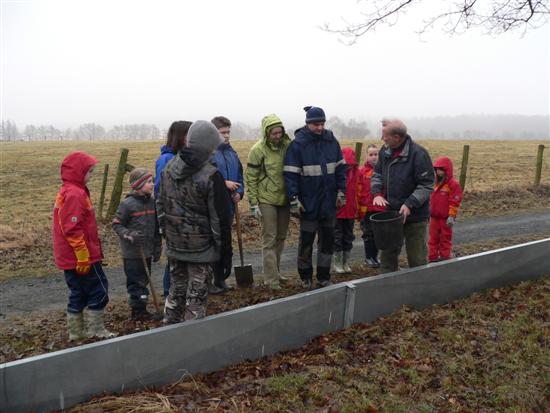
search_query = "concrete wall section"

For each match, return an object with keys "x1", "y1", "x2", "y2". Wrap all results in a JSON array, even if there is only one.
[
  {"x1": 0, "y1": 287, "x2": 347, "y2": 413},
  {"x1": 352, "y1": 238, "x2": 550, "y2": 324}
]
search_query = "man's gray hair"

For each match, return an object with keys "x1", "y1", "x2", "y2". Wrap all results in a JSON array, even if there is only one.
[{"x1": 381, "y1": 118, "x2": 407, "y2": 138}]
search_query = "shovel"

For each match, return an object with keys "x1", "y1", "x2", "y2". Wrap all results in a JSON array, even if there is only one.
[
  {"x1": 233, "y1": 202, "x2": 254, "y2": 288},
  {"x1": 139, "y1": 247, "x2": 162, "y2": 315}
]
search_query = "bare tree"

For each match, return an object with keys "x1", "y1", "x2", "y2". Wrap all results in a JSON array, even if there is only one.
[
  {"x1": 324, "y1": 0, "x2": 550, "y2": 44},
  {"x1": 1, "y1": 120, "x2": 20, "y2": 141}
]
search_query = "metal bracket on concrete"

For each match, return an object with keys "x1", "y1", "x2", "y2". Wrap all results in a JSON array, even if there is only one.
[{"x1": 343, "y1": 282, "x2": 356, "y2": 328}]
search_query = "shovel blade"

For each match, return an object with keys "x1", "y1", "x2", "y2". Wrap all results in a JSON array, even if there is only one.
[{"x1": 234, "y1": 264, "x2": 254, "y2": 288}]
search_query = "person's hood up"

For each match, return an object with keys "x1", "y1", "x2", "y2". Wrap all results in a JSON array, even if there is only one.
[
  {"x1": 60, "y1": 151, "x2": 98, "y2": 186},
  {"x1": 261, "y1": 114, "x2": 291, "y2": 149},
  {"x1": 342, "y1": 147, "x2": 357, "y2": 167},
  {"x1": 160, "y1": 145, "x2": 174, "y2": 155},
  {"x1": 168, "y1": 147, "x2": 211, "y2": 180},
  {"x1": 433, "y1": 156, "x2": 454, "y2": 179}
]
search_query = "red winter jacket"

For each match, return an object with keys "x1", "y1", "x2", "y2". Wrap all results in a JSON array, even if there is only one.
[
  {"x1": 52, "y1": 152, "x2": 103, "y2": 270},
  {"x1": 336, "y1": 147, "x2": 359, "y2": 219},
  {"x1": 430, "y1": 156, "x2": 463, "y2": 219},
  {"x1": 357, "y1": 162, "x2": 385, "y2": 219}
]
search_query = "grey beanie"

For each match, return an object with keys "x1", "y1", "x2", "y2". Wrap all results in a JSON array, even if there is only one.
[{"x1": 186, "y1": 120, "x2": 223, "y2": 154}]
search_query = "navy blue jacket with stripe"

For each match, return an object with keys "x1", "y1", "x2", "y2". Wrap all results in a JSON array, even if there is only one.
[{"x1": 283, "y1": 126, "x2": 346, "y2": 221}]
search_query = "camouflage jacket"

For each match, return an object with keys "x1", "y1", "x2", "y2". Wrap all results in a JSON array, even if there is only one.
[{"x1": 157, "y1": 148, "x2": 231, "y2": 263}]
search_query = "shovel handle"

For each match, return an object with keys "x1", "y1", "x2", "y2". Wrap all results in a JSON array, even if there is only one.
[
  {"x1": 139, "y1": 248, "x2": 161, "y2": 313},
  {"x1": 234, "y1": 202, "x2": 245, "y2": 266}
]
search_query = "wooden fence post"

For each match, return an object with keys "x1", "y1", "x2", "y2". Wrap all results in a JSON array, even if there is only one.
[
  {"x1": 98, "y1": 164, "x2": 109, "y2": 220},
  {"x1": 354, "y1": 142, "x2": 363, "y2": 165},
  {"x1": 459, "y1": 144, "x2": 470, "y2": 191},
  {"x1": 534, "y1": 144, "x2": 545, "y2": 186},
  {"x1": 106, "y1": 148, "x2": 129, "y2": 220}
]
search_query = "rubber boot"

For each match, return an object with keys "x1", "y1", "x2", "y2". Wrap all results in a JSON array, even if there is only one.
[
  {"x1": 67, "y1": 311, "x2": 86, "y2": 341},
  {"x1": 333, "y1": 251, "x2": 345, "y2": 274},
  {"x1": 87, "y1": 309, "x2": 117, "y2": 339},
  {"x1": 343, "y1": 251, "x2": 352, "y2": 274}
]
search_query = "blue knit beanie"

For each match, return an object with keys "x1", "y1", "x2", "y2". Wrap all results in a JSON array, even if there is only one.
[{"x1": 304, "y1": 106, "x2": 326, "y2": 124}]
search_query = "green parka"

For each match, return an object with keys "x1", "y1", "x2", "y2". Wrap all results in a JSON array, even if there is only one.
[{"x1": 245, "y1": 114, "x2": 291, "y2": 206}]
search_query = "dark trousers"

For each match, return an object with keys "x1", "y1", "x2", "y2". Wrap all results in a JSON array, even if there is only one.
[
  {"x1": 213, "y1": 210, "x2": 234, "y2": 285},
  {"x1": 334, "y1": 218, "x2": 355, "y2": 252},
  {"x1": 297, "y1": 218, "x2": 335, "y2": 282},
  {"x1": 64, "y1": 262, "x2": 109, "y2": 313},
  {"x1": 163, "y1": 262, "x2": 170, "y2": 297},
  {"x1": 380, "y1": 220, "x2": 428, "y2": 273},
  {"x1": 123, "y1": 258, "x2": 150, "y2": 310},
  {"x1": 361, "y1": 212, "x2": 379, "y2": 259}
]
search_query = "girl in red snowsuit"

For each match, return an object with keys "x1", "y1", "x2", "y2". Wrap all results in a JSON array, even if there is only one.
[
  {"x1": 357, "y1": 144, "x2": 385, "y2": 268},
  {"x1": 429, "y1": 156, "x2": 463, "y2": 262},
  {"x1": 334, "y1": 147, "x2": 359, "y2": 274}
]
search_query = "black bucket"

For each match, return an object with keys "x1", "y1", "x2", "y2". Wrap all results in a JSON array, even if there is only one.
[{"x1": 370, "y1": 211, "x2": 404, "y2": 250}]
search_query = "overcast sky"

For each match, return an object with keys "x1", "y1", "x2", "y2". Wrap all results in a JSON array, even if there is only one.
[{"x1": 2, "y1": 0, "x2": 549, "y2": 129}]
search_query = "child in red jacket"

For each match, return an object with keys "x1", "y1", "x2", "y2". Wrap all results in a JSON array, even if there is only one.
[
  {"x1": 53, "y1": 151, "x2": 115, "y2": 341},
  {"x1": 357, "y1": 144, "x2": 385, "y2": 268},
  {"x1": 429, "y1": 156, "x2": 463, "y2": 262},
  {"x1": 334, "y1": 147, "x2": 359, "y2": 274}
]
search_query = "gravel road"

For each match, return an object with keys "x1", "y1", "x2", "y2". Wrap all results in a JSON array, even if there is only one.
[{"x1": 1, "y1": 210, "x2": 549, "y2": 319}]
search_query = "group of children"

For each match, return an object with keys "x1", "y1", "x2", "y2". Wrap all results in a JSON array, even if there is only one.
[
  {"x1": 53, "y1": 119, "x2": 461, "y2": 341},
  {"x1": 333, "y1": 145, "x2": 463, "y2": 273},
  {"x1": 53, "y1": 117, "x2": 243, "y2": 340}
]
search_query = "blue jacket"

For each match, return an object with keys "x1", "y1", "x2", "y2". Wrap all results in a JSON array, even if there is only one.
[
  {"x1": 213, "y1": 143, "x2": 244, "y2": 215},
  {"x1": 154, "y1": 145, "x2": 175, "y2": 197},
  {"x1": 284, "y1": 126, "x2": 346, "y2": 221}
]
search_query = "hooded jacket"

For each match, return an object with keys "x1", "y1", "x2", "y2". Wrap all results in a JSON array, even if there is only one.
[
  {"x1": 112, "y1": 192, "x2": 162, "y2": 259},
  {"x1": 154, "y1": 145, "x2": 175, "y2": 196},
  {"x1": 213, "y1": 142, "x2": 244, "y2": 216},
  {"x1": 245, "y1": 114, "x2": 291, "y2": 206},
  {"x1": 430, "y1": 156, "x2": 463, "y2": 219},
  {"x1": 371, "y1": 135, "x2": 434, "y2": 223},
  {"x1": 336, "y1": 147, "x2": 359, "y2": 219},
  {"x1": 52, "y1": 151, "x2": 102, "y2": 270},
  {"x1": 283, "y1": 126, "x2": 346, "y2": 221},
  {"x1": 157, "y1": 147, "x2": 231, "y2": 263},
  {"x1": 357, "y1": 162, "x2": 385, "y2": 218}
]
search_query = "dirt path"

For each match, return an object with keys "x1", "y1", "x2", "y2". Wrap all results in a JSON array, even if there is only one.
[{"x1": 1, "y1": 210, "x2": 549, "y2": 320}]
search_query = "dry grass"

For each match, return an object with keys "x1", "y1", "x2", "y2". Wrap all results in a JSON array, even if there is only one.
[{"x1": 0, "y1": 139, "x2": 549, "y2": 280}]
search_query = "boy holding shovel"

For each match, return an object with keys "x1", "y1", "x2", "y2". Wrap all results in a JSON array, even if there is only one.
[{"x1": 112, "y1": 168, "x2": 162, "y2": 320}]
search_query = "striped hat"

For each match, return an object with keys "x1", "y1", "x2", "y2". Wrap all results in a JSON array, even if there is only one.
[{"x1": 129, "y1": 167, "x2": 152, "y2": 190}]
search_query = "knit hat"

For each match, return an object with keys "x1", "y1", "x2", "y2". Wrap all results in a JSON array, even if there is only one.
[
  {"x1": 304, "y1": 106, "x2": 326, "y2": 124},
  {"x1": 187, "y1": 120, "x2": 223, "y2": 154},
  {"x1": 129, "y1": 167, "x2": 152, "y2": 190}
]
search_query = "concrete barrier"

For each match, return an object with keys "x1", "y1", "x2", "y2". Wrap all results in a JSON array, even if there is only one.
[{"x1": 1, "y1": 238, "x2": 549, "y2": 413}]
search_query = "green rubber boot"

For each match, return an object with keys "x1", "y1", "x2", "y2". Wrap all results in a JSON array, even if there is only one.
[
  {"x1": 67, "y1": 311, "x2": 86, "y2": 341},
  {"x1": 87, "y1": 309, "x2": 117, "y2": 339},
  {"x1": 334, "y1": 252, "x2": 345, "y2": 274},
  {"x1": 343, "y1": 251, "x2": 352, "y2": 274}
]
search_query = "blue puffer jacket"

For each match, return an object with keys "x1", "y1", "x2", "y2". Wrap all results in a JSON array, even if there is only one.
[
  {"x1": 284, "y1": 126, "x2": 346, "y2": 221},
  {"x1": 213, "y1": 143, "x2": 244, "y2": 215},
  {"x1": 154, "y1": 145, "x2": 175, "y2": 197}
]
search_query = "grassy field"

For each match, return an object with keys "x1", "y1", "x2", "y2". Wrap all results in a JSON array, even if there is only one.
[{"x1": 0, "y1": 139, "x2": 549, "y2": 280}]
